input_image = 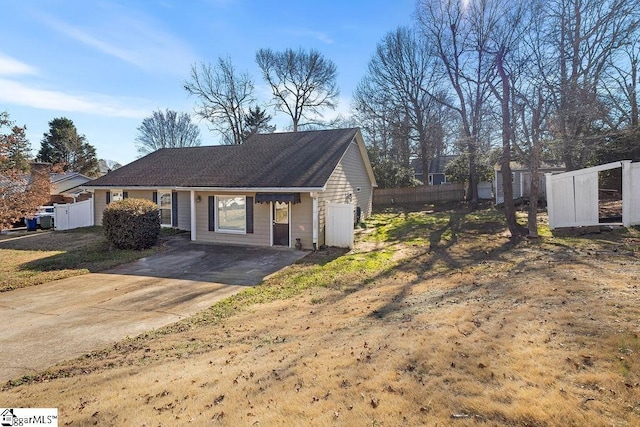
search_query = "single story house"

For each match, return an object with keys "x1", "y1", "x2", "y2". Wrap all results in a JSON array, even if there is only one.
[
  {"x1": 82, "y1": 128, "x2": 377, "y2": 250},
  {"x1": 413, "y1": 155, "x2": 458, "y2": 185},
  {"x1": 494, "y1": 162, "x2": 565, "y2": 204}
]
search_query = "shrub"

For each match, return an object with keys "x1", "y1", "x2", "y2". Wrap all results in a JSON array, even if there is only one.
[{"x1": 103, "y1": 198, "x2": 161, "y2": 250}]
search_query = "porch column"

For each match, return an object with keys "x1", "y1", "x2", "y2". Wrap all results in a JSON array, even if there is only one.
[
  {"x1": 190, "y1": 190, "x2": 196, "y2": 241},
  {"x1": 311, "y1": 192, "x2": 319, "y2": 251},
  {"x1": 622, "y1": 160, "x2": 632, "y2": 228}
]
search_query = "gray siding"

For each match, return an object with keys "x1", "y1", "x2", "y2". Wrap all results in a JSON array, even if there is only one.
[
  {"x1": 92, "y1": 189, "x2": 191, "y2": 230},
  {"x1": 318, "y1": 141, "x2": 374, "y2": 245},
  {"x1": 195, "y1": 191, "x2": 270, "y2": 246}
]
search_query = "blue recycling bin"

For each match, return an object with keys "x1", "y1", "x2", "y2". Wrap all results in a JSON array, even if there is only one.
[{"x1": 26, "y1": 217, "x2": 37, "y2": 231}]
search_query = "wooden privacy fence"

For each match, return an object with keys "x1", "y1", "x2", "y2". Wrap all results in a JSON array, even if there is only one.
[{"x1": 373, "y1": 183, "x2": 465, "y2": 205}]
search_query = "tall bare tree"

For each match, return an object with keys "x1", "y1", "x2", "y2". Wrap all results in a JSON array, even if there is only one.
[
  {"x1": 256, "y1": 48, "x2": 339, "y2": 132},
  {"x1": 354, "y1": 27, "x2": 451, "y2": 186},
  {"x1": 417, "y1": 0, "x2": 496, "y2": 206},
  {"x1": 184, "y1": 58, "x2": 254, "y2": 145},
  {"x1": 605, "y1": 39, "x2": 640, "y2": 129},
  {"x1": 540, "y1": 0, "x2": 640, "y2": 170},
  {"x1": 135, "y1": 109, "x2": 201, "y2": 156}
]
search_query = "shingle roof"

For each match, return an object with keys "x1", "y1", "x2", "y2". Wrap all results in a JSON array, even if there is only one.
[{"x1": 84, "y1": 128, "x2": 360, "y2": 189}]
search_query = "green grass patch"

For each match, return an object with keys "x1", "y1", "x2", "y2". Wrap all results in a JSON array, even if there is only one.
[
  {"x1": 156, "y1": 247, "x2": 398, "y2": 334},
  {"x1": 0, "y1": 227, "x2": 159, "y2": 292}
]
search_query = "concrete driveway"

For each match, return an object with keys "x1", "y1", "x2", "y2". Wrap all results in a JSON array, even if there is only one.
[{"x1": 0, "y1": 236, "x2": 306, "y2": 382}]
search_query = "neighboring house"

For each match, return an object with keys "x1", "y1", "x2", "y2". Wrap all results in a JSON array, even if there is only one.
[
  {"x1": 413, "y1": 155, "x2": 458, "y2": 185},
  {"x1": 495, "y1": 162, "x2": 565, "y2": 205},
  {"x1": 82, "y1": 128, "x2": 377, "y2": 249},
  {"x1": 50, "y1": 172, "x2": 92, "y2": 203}
]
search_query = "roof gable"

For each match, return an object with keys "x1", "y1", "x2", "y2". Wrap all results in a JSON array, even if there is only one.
[{"x1": 84, "y1": 128, "x2": 365, "y2": 189}]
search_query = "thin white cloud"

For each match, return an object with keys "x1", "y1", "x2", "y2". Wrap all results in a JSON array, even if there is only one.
[
  {"x1": 0, "y1": 78, "x2": 149, "y2": 119},
  {"x1": 38, "y1": 9, "x2": 196, "y2": 75},
  {"x1": 283, "y1": 28, "x2": 334, "y2": 44},
  {"x1": 0, "y1": 52, "x2": 38, "y2": 76}
]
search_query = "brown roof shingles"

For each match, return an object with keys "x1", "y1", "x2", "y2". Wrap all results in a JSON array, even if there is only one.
[{"x1": 84, "y1": 128, "x2": 359, "y2": 189}]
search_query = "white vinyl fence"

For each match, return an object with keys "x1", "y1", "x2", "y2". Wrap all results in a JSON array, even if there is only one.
[
  {"x1": 325, "y1": 202, "x2": 354, "y2": 248},
  {"x1": 54, "y1": 199, "x2": 94, "y2": 230},
  {"x1": 546, "y1": 160, "x2": 640, "y2": 229}
]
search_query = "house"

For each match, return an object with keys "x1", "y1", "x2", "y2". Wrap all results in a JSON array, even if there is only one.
[
  {"x1": 50, "y1": 172, "x2": 92, "y2": 203},
  {"x1": 413, "y1": 155, "x2": 458, "y2": 185},
  {"x1": 494, "y1": 162, "x2": 565, "y2": 204},
  {"x1": 82, "y1": 128, "x2": 377, "y2": 249}
]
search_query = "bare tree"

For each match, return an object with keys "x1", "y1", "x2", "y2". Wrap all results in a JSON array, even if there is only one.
[
  {"x1": 184, "y1": 58, "x2": 254, "y2": 145},
  {"x1": 256, "y1": 48, "x2": 339, "y2": 132},
  {"x1": 135, "y1": 109, "x2": 201, "y2": 156},
  {"x1": 540, "y1": 0, "x2": 640, "y2": 170},
  {"x1": 605, "y1": 39, "x2": 640, "y2": 128},
  {"x1": 417, "y1": 0, "x2": 496, "y2": 206},
  {"x1": 354, "y1": 27, "x2": 451, "y2": 186}
]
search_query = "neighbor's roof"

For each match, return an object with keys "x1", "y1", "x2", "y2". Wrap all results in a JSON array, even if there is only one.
[{"x1": 84, "y1": 128, "x2": 367, "y2": 189}]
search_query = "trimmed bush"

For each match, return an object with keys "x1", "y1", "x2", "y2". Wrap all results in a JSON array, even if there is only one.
[{"x1": 103, "y1": 198, "x2": 161, "y2": 250}]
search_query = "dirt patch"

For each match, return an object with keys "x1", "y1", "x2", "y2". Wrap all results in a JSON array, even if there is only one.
[{"x1": 2, "y1": 207, "x2": 640, "y2": 426}]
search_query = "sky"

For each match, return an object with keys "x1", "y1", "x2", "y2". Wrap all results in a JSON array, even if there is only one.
[{"x1": 1, "y1": 0, "x2": 416, "y2": 166}]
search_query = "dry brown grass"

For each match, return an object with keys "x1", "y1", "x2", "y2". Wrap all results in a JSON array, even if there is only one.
[{"x1": 2, "y1": 206, "x2": 640, "y2": 426}]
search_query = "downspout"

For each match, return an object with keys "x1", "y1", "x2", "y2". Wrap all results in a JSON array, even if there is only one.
[
  {"x1": 311, "y1": 192, "x2": 319, "y2": 251},
  {"x1": 190, "y1": 190, "x2": 197, "y2": 241}
]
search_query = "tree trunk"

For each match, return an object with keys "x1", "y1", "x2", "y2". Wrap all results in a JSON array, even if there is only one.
[
  {"x1": 528, "y1": 140, "x2": 541, "y2": 238},
  {"x1": 497, "y1": 49, "x2": 523, "y2": 237}
]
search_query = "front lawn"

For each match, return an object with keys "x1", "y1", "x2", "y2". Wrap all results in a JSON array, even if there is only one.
[
  {"x1": 2, "y1": 204, "x2": 640, "y2": 426},
  {"x1": 0, "y1": 227, "x2": 161, "y2": 292}
]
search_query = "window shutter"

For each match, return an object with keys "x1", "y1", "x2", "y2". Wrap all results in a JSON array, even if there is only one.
[
  {"x1": 172, "y1": 192, "x2": 178, "y2": 227},
  {"x1": 123, "y1": 191, "x2": 128, "y2": 199},
  {"x1": 152, "y1": 191, "x2": 157, "y2": 204},
  {"x1": 246, "y1": 196, "x2": 254, "y2": 234},
  {"x1": 106, "y1": 191, "x2": 111, "y2": 205},
  {"x1": 208, "y1": 196, "x2": 215, "y2": 231}
]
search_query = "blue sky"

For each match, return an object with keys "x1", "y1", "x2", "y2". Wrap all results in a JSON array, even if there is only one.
[{"x1": 1, "y1": 0, "x2": 415, "y2": 165}]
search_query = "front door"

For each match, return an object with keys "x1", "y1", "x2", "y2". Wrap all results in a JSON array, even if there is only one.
[{"x1": 273, "y1": 202, "x2": 289, "y2": 246}]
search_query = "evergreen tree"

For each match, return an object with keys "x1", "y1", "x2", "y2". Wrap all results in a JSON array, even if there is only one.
[
  {"x1": 242, "y1": 106, "x2": 275, "y2": 141},
  {"x1": 0, "y1": 111, "x2": 31, "y2": 173},
  {"x1": 38, "y1": 117, "x2": 100, "y2": 177}
]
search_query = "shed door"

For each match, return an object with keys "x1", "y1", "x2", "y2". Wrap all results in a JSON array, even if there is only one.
[
  {"x1": 326, "y1": 203, "x2": 354, "y2": 248},
  {"x1": 273, "y1": 202, "x2": 290, "y2": 246}
]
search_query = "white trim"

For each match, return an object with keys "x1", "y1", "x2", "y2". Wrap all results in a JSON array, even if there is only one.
[
  {"x1": 157, "y1": 189, "x2": 172, "y2": 227},
  {"x1": 269, "y1": 202, "x2": 273, "y2": 246},
  {"x1": 190, "y1": 190, "x2": 196, "y2": 241},
  {"x1": 270, "y1": 201, "x2": 292, "y2": 247},
  {"x1": 110, "y1": 189, "x2": 123, "y2": 202},
  {"x1": 288, "y1": 202, "x2": 292, "y2": 248},
  {"x1": 312, "y1": 194, "x2": 318, "y2": 248}
]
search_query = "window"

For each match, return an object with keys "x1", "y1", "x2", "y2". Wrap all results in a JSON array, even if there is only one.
[
  {"x1": 158, "y1": 190, "x2": 172, "y2": 226},
  {"x1": 216, "y1": 196, "x2": 245, "y2": 233},
  {"x1": 111, "y1": 189, "x2": 123, "y2": 202}
]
